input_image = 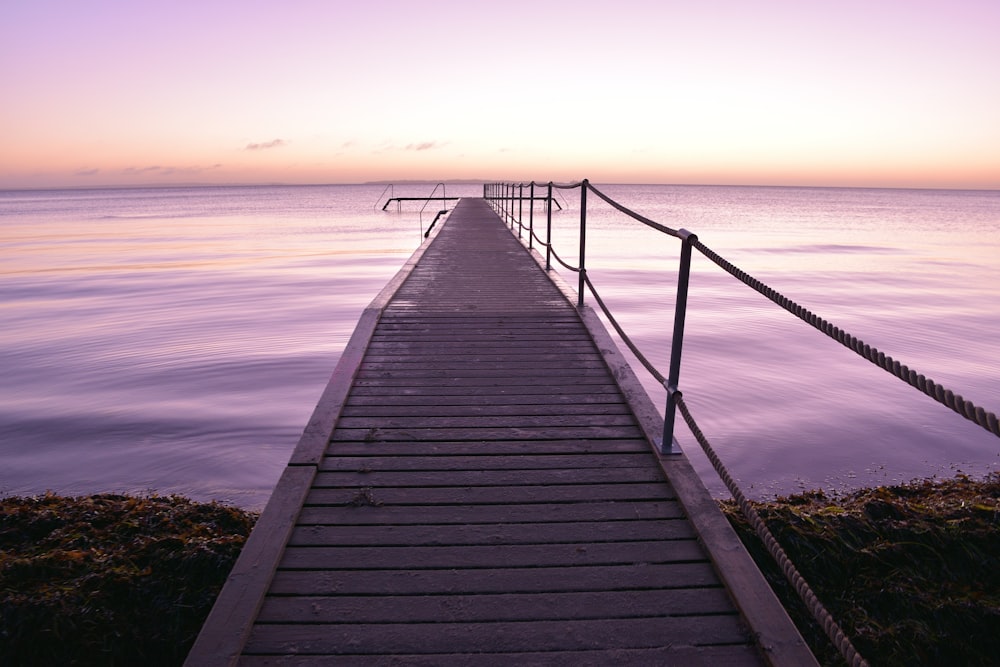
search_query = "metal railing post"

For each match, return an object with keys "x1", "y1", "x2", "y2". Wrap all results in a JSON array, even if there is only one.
[
  {"x1": 662, "y1": 229, "x2": 696, "y2": 455},
  {"x1": 518, "y1": 183, "x2": 524, "y2": 238},
  {"x1": 528, "y1": 182, "x2": 535, "y2": 249},
  {"x1": 546, "y1": 182, "x2": 553, "y2": 271},
  {"x1": 506, "y1": 183, "x2": 513, "y2": 227},
  {"x1": 509, "y1": 183, "x2": 514, "y2": 227},
  {"x1": 577, "y1": 179, "x2": 588, "y2": 308}
]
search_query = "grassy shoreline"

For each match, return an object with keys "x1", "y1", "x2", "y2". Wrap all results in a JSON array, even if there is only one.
[{"x1": 2, "y1": 475, "x2": 997, "y2": 665}]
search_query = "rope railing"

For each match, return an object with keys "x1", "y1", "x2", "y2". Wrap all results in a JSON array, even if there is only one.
[
  {"x1": 675, "y1": 393, "x2": 869, "y2": 667},
  {"x1": 486, "y1": 178, "x2": 996, "y2": 667},
  {"x1": 583, "y1": 273, "x2": 666, "y2": 385},
  {"x1": 486, "y1": 179, "x2": 1000, "y2": 443},
  {"x1": 586, "y1": 181, "x2": 682, "y2": 238},
  {"x1": 692, "y1": 240, "x2": 1000, "y2": 438}
]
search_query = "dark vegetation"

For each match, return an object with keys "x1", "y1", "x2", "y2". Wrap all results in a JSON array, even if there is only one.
[
  {"x1": 0, "y1": 493, "x2": 256, "y2": 666},
  {"x1": 721, "y1": 474, "x2": 1000, "y2": 666},
  {"x1": 3, "y1": 476, "x2": 999, "y2": 665}
]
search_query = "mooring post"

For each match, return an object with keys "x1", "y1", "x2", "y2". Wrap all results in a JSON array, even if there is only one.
[
  {"x1": 577, "y1": 179, "x2": 588, "y2": 308},
  {"x1": 662, "y1": 229, "x2": 696, "y2": 455}
]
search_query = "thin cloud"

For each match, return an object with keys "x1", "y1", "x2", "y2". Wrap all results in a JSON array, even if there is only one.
[
  {"x1": 122, "y1": 166, "x2": 164, "y2": 174},
  {"x1": 74, "y1": 168, "x2": 100, "y2": 176},
  {"x1": 120, "y1": 164, "x2": 223, "y2": 176},
  {"x1": 406, "y1": 141, "x2": 440, "y2": 151},
  {"x1": 245, "y1": 139, "x2": 288, "y2": 151}
]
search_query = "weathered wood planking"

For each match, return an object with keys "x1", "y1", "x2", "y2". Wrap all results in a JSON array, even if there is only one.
[{"x1": 186, "y1": 198, "x2": 814, "y2": 667}]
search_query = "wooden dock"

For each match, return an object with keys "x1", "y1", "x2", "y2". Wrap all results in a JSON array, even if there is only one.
[{"x1": 186, "y1": 198, "x2": 815, "y2": 666}]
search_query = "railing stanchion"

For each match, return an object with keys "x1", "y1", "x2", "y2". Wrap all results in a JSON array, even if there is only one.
[
  {"x1": 506, "y1": 183, "x2": 512, "y2": 226},
  {"x1": 577, "y1": 179, "x2": 588, "y2": 308},
  {"x1": 662, "y1": 229, "x2": 696, "y2": 455},
  {"x1": 518, "y1": 183, "x2": 524, "y2": 238},
  {"x1": 503, "y1": 183, "x2": 514, "y2": 229},
  {"x1": 528, "y1": 182, "x2": 535, "y2": 250},
  {"x1": 546, "y1": 182, "x2": 553, "y2": 270}
]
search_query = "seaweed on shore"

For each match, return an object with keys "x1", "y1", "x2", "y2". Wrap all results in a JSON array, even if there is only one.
[
  {"x1": 0, "y1": 493, "x2": 256, "y2": 666},
  {"x1": 721, "y1": 473, "x2": 1000, "y2": 666},
  {"x1": 5, "y1": 478, "x2": 1000, "y2": 665}
]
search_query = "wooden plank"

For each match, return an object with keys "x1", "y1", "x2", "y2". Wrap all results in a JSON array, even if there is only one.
[
  {"x1": 310, "y1": 467, "x2": 666, "y2": 487},
  {"x1": 242, "y1": 616, "x2": 749, "y2": 655},
  {"x1": 356, "y1": 365, "x2": 610, "y2": 377},
  {"x1": 325, "y1": 439, "x2": 653, "y2": 456},
  {"x1": 278, "y1": 540, "x2": 707, "y2": 569},
  {"x1": 345, "y1": 386, "x2": 624, "y2": 399},
  {"x1": 332, "y1": 414, "x2": 638, "y2": 429},
  {"x1": 237, "y1": 645, "x2": 763, "y2": 666},
  {"x1": 288, "y1": 519, "x2": 696, "y2": 547},
  {"x1": 349, "y1": 376, "x2": 622, "y2": 387},
  {"x1": 358, "y1": 360, "x2": 608, "y2": 372},
  {"x1": 361, "y1": 356, "x2": 600, "y2": 365},
  {"x1": 256, "y1": 587, "x2": 737, "y2": 624},
  {"x1": 365, "y1": 343, "x2": 595, "y2": 352},
  {"x1": 304, "y1": 482, "x2": 675, "y2": 506},
  {"x1": 267, "y1": 561, "x2": 724, "y2": 595},
  {"x1": 338, "y1": 403, "x2": 634, "y2": 418},
  {"x1": 317, "y1": 453, "x2": 657, "y2": 471},
  {"x1": 330, "y1": 426, "x2": 645, "y2": 441},
  {"x1": 344, "y1": 392, "x2": 626, "y2": 405},
  {"x1": 295, "y1": 500, "x2": 686, "y2": 525},
  {"x1": 379, "y1": 318, "x2": 582, "y2": 328}
]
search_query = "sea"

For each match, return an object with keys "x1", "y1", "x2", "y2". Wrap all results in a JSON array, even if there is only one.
[{"x1": 2, "y1": 183, "x2": 998, "y2": 510}]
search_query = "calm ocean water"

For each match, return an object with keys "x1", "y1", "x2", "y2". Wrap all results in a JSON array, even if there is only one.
[{"x1": 2, "y1": 183, "x2": 998, "y2": 508}]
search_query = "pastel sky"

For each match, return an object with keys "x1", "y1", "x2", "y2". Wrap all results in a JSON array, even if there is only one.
[{"x1": 2, "y1": 0, "x2": 999, "y2": 189}]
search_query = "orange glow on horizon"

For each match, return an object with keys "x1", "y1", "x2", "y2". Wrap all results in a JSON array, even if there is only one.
[{"x1": 2, "y1": 2, "x2": 998, "y2": 191}]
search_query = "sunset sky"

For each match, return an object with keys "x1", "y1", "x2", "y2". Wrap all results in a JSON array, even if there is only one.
[{"x1": 2, "y1": 1, "x2": 998, "y2": 189}]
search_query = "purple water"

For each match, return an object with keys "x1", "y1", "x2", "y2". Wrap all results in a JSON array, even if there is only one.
[{"x1": 2, "y1": 184, "x2": 998, "y2": 508}]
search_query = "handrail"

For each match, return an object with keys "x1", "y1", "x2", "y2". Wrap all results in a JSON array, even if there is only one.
[
  {"x1": 486, "y1": 179, "x2": 998, "y2": 667},
  {"x1": 375, "y1": 183, "x2": 455, "y2": 241},
  {"x1": 418, "y1": 182, "x2": 447, "y2": 237},
  {"x1": 372, "y1": 183, "x2": 394, "y2": 211},
  {"x1": 424, "y1": 209, "x2": 448, "y2": 238}
]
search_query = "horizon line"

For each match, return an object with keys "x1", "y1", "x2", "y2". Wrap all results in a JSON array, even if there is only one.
[{"x1": 3, "y1": 179, "x2": 1000, "y2": 194}]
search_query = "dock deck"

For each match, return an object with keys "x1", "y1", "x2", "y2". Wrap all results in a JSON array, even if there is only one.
[{"x1": 186, "y1": 198, "x2": 815, "y2": 666}]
